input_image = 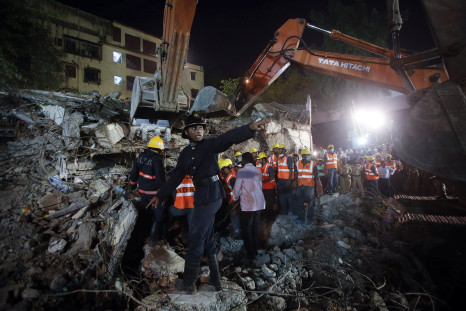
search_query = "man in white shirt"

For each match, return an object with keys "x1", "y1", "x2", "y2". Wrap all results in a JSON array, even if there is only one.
[
  {"x1": 377, "y1": 161, "x2": 394, "y2": 196},
  {"x1": 233, "y1": 152, "x2": 265, "y2": 262}
]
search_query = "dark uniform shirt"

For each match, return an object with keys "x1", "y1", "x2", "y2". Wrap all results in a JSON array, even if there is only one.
[
  {"x1": 156, "y1": 124, "x2": 255, "y2": 205},
  {"x1": 129, "y1": 149, "x2": 166, "y2": 194}
]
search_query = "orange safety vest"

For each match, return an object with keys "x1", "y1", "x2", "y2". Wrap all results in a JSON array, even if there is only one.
[
  {"x1": 277, "y1": 155, "x2": 292, "y2": 179},
  {"x1": 268, "y1": 154, "x2": 278, "y2": 169},
  {"x1": 375, "y1": 159, "x2": 382, "y2": 167},
  {"x1": 255, "y1": 159, "x2": 262, "y2": 169},
  {"x1": 325, "y1": 153, "x2": 338, "y2": 169},
  {"x1": 174, "y1": 176, "x2": 195, "y2": 209},
  {"x1": 225, "y1": 171, "x2": 236, "y2": 203},
  {"x1": 364, "y1": 162, "x2": 379, "y2": 180},
  {"x1": 386, "y1": 160, "x2": 397, "y2": 172},
  {"x1": 298, "y1": 160, "x2": 316, "y2": 187},
  {"x1": 261, "y1": 162, "x2": 276, "y2": 189}
]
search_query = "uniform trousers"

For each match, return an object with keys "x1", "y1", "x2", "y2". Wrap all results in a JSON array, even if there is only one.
[
  {"x1": 277, "y1": 179, "x2": 294, "y2": 215},
  {"x1": 262, "y1": 188, "x2": 276, "y2": 220},
  {"x1": 240, "y1": 210, "x2": 262, "y2": 259},
  {"x1": 295, "y1": 186, "x2": 315, "y2": 221},
  {"x1": 185, "y1": 198, "x2": 222, "y2": 262},
  {"x1": 327, "y1": 168, "x2": 338, "y2": 193},
  {"x1": 352, "y1": 176, "x2": 365, "y2": 198}
]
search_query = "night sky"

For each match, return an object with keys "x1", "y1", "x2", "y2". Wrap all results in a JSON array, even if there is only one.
[{"x1": 54, "y1": 0, "x2": 436, "y2": 84}]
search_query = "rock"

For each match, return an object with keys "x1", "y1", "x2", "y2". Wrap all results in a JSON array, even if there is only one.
[
  {"x1": 50, "y1": 274, "x2": 68, "y2": 292},
  {"x1": 21, "y1": 288, "x2": 39, "y2": 299},
  {"x1": 254, "y1": 252, "x2": 271, "y2": 266},
  {"x1": 370, "y1": 291, "x2": 389, "y2": 311},
  {"x1": 47, "y1": 237, "x2": 67, "y2": 254},
  {"x1": 67, "y1": 222, "x2": 96, "y2": 256},
  {"x1": 38, "y1": 193, "x2": 68, "y2": 210},
  {"x1": 261, "y1": 265, "x2": 277, "y2": 279},
  {"x1": 141, "y1": 245, "x2": 184, "y2": 278},
  {"x1": 241, "y1": 276, "x2": 256, "y2": 290},
  {"x1": 259, "y1": 295, "x2": 287, "y2": 311}
]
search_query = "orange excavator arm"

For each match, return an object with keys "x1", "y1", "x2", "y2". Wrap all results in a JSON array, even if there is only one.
[{"x1": 230, "y1": 18, "x2": 448, "y2": 115}]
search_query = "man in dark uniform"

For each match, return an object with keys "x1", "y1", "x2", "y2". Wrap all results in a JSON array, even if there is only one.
[
  {"x1": 129, "y1": 136, "x2": 166, "y2": 244},
  {"x1": 148, "y1": 113, "x2": 268, "y2": 294}
]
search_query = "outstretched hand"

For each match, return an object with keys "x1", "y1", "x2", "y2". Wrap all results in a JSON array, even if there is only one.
[
  {"x1": 250, "y1": 119, "x2": 270, "y2": 131},
  {"x1": 146, "y1": 196, "x2": 160, "y2": 209}
]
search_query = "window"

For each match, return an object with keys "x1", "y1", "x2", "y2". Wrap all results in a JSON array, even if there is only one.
[
  {"x1": 65, "y1": 65, "x2": 76, "y2": 78},
  {"x1": 112, "y1": 26, "x2": 121, "y2": 42},
  {"x1": 126, "y1": 76, "x2": 135, "y2": 91},
  {"x1": 126, "y1": 54, "x2": 141, "y2": 71},
  {"x1": 125, "y1": 34, "x2": 140, "y2": 52},
  {"x1": 55, "y1": 37, "x2": 62, "y2": 47},
  {"x1": 191, "y1": 88, "x2": 199, "y2": 99},
  {"x1": 190, "y1": 72, "x2": 196, "y2": 81},
  {"x1": 113, "y1": 51, "x2": 122, "y2": 63},
  {"x1": 114, "y1": 76, "x2": 122, "y2": 85},
  {"x1": 143, "y1": 59, "x2": 157, "y2": 73},
  {"x1": 63, "y1": 35, "x2": 102, "y2": 60},
  {"x1": 143, "y1": 40, "x2": 157, "y2": 55},
  {"x1": 84, "y1": 67, "x2": 101, "y2": 84}
]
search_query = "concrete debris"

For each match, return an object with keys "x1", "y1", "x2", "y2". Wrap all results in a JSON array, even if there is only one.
[{"x1": 141, "y1": 245, "x2": 185, "y2": 279}]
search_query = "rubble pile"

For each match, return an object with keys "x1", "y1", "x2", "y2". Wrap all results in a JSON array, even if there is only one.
[{"x1": 0, "y1": 89, "x2": 453, "y2": 310}]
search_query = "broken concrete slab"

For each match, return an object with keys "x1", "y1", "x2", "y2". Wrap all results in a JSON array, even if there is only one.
[
  {"x1": 95, "y1": 122, "x2": 126, "y2": 147},
  {"x1": 67, "y1": 222, "x2": 97, "y2": 256},
  {"x1": 38, "y1": 193, "x2": 68, "y2": 211},
  {"x1": 141, "y1": 244, "x2": 184, "y2": 279}
]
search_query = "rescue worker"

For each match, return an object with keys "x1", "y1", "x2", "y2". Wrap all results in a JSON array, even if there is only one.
[
  {"x1": 375, "y1": 153, "x2": 383, "y2": 167},
  {"x1": 220, "y1": 159, "x2": 241, "y2": 238},
  {"x1": 338, "y1": 157, "x2": 352, "y2": 194},
  {"x1": 350, "y1": 158, "x2": 365, "y2": 198},
  {"x1": 259, "y1": 152, "x2": 276, "y2": 220},
  {"x1": 324, "y1": 144, "x2": 338, "y2": 194},
  {"x1": 364, "y1": 156, "x2": 380, "y2": 194},
  {"x1": 277, "y1": 144, "x2": 297, "y2": 215},
  {"x1": 129, "y1": 136, "x2": 166, "y2": 244},
  {"x1": 234, "y1": 151, "x2": 242, "y2": 168},
  {"x1": 385, "y1": 154, "x2": 398, "y2": 193},
  {"x1": 268, "y1": 144, "x2": 280, "y2": 173},
  {"x1": 170, "y1": 175, "x2": 195, "y2": 228},
  {"x1": 377, "y1": 161, "x2": 394, "y2": 196},
  {"x1": 147, "y1": 113, "x2": 268, "y2": 294},
  {"x1": 295, "y1": 149, "x2": 321, "y2": 224},
  {"x1": 250, "y1": 148, "x2": 261, "y2": 168}
]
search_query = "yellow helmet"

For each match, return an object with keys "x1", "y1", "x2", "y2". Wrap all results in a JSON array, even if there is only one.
[
  {"x1": 250, "y1": 148, "x2": 258, "y2": 153},
  {"x1": 368, "y1": 156, "x2": 375, "y2": 161},
  {"x1": 301, "y1": 148, "x2": 311, "y2": 155},
  {"x1": 279, "y1": 144, "x2": 286, "y2": 149},
  {"x1": 270, "y1": 146, "x2": 275, "y2": 151},
  {"x1": 272, "y1": 144, "x2": 280, "y2": 149},
  {"x1": 362, "y1": 155, "x2": 368, "y2": 159},
  {"x1": 147, "y1": 136, "x2": 164, "y2": 150},
  {"x1": 376, "y1": 153, "x2": 381, "y2": 157},
  {"x1": 327, "y1": 144, "x2": 334, "y2": 149},
  {"x1": 258, "y1": 152, "x2": 267, "y2": 160},
  {"x1": 220, "y1": 159, "x2": 233, "y2": 169},
  {"x1": 218, "y1": 158, "x2": 224, "y2": 168},
  {"x1": 386, "y1": 154, "x2": 392, "y2": 158},
  {"x1": 235, "y1": 151, "x2": 242, "y2": 157}
]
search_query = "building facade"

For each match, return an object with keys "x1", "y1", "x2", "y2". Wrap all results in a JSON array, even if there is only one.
[{"x1": 41, "y1": 0, "x2": 204, "y2": 100}]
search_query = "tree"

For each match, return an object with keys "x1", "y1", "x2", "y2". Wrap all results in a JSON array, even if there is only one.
[
  {"x1": 307, "y1": 0, "x2": 391, "y2": 106},
  {"x1": 0, "y1": 0, "x2": 64, "y2": 90},
  {"x1": 219, "y1": 78, "x2": 239, "y2": 96}
]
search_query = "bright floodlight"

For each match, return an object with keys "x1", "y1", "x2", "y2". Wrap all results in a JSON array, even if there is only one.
[
  {"x1": 358, "y1": 137, "x2": 367, "y2": 145},
  {"x1": 354, "y1": 109, "x2": 385, "y2": 130}
]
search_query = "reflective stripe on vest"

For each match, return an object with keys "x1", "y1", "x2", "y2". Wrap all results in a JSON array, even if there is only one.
[
  {"x1": 174, "y1": 176, "x2": 194, "y2": 209},
  {"x1": 325, "y1": 153, "x2": 338, "y2": 169},
  {"x1": 298, "y1": 160, "x2": 315, "y2": 187},
  {"x1": 277, "y1": 156, "x2": 291, "y2": 179},
  {"x1": 256, "y1": 159, "x2": 262, "y2": 168},
  {"x1": 268, "y1": 154, "x2": 278, "y2": 168},
  {"x1": 139, "y1": 172, "x2": 156, "y2": 179},
  {"x1": 375, "y1": 159, "x2": 382, "y2": 167},
  {"x1": 261, "y1": 162, "x2": 276, "y2": 189},
  {"x1": 365, "y1": 162, "x2": 379, "y2": 180},
  {"x1": 225, "y1": 172, "x2": 236, "y2": 203},
  {"x1": 138, "y1": 189, "x2": 158, "y2": 195}
]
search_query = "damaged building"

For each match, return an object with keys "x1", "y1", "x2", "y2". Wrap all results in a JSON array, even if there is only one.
[{"x1": 0, "y1": 88, "x2": 466, "y2": 311}]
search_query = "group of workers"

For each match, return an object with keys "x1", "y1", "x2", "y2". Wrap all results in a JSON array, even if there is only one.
[{"x1": 129, "y1": 112, "x2": 400, "y2": 295}]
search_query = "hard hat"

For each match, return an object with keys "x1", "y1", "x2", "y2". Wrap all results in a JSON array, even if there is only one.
[
  {"x1": 147, "y1": 136, "x2": 164, "y2": 150},
  {"x1": 220, "y1": 159, "x2": 233, "y2": 169},
  {"x1": 386, "y1": 154, "x2": 392, "y2": 158},
  {"x1": 270, "y1": 146, "x2": 275, "y2": 151},
  {"x1": 182, "y1": 113, "x2": 207, "y2": 139},
  {"x1": 301, "y1": 148, "x2": 311, "y2": 155},
  {"x1": 327, "y1": 144, "x2": 334, "y2": 149},
  {"x1": 258, "y1": 152, "x2": 267, "y2": 160},
  {"x1": 272, "y1": 144, "x2": 280, "y2": 149},
  {"x1": 368, "y1": 156, "x2": 375, "y2": 161},
  {"x1": 362, "y1": 155, "x2": 368, "y2": 159},
  {"x1": 235, "y1": 151, "x2": 242, "y2": 157},
  {"x1": 279, "y1": 144, "x2": 286, "y2": 149},
  {"x1": 218, "y1": 158, "x2": 224, "y2": 167},
  {"x1": 376, "y1": 153, "x2": 381, "y2": 157},
  {"x1": 250, "y1": 148, "x2": 258, "y2": 153}
]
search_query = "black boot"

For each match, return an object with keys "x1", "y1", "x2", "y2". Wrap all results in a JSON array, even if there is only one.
[
  {"x1": 175, "y1": 260, "x2": 199, "y2": 294},
  {"x1": 208, "y1": 253, "x2": 222, "y2": 291},
  {"x1": 149, "y1": 222, "x2": 161, "y2": 245}
]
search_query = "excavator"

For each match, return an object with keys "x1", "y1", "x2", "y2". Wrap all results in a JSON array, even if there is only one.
[
  {"x1": 189, "y1": 0, "x2": 466, "y2": 182},
  {"x1": 130, "y1": 0, "x2": 466, "y2": 182}
]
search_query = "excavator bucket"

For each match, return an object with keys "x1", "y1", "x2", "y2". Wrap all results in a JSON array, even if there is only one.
[{"x1": 189, "y1": 86, "x2": 236, "y2": 117}]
